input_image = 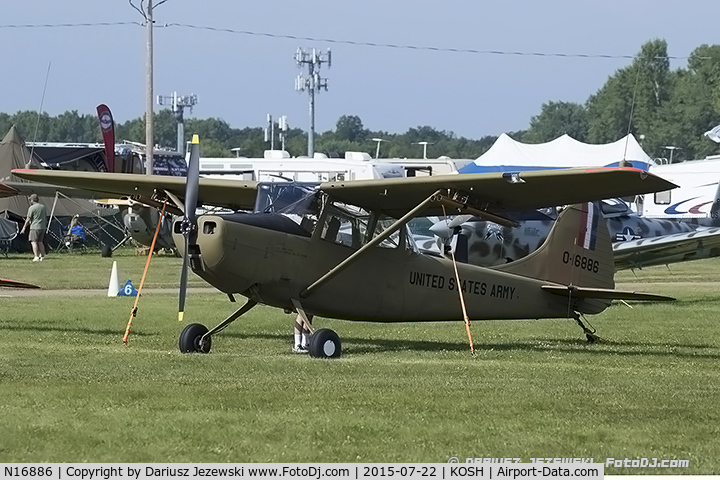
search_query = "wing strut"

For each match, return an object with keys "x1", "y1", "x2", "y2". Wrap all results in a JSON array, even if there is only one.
[
  {"x1": 442, "y1": 204, "x2": 475, "y2": 356},
  {"x1": 300, "y1": 189, "x2": 443, "y2": 298},
  {"x1": 123, "y1": 200, "x2": 168, "y2": 345}
]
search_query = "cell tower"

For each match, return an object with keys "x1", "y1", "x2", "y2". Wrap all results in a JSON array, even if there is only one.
[
  {"x1": 294, "y1": 48, "x2": 331, "y2": 157},
  {"x1": 264, "y1": 115, "x2": 288, "y2": 151},
  {"x1": 157, "y1": 92, "x2": 198, "y2": 155}
]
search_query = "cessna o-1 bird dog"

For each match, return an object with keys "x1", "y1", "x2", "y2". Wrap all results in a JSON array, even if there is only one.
[{"x1": 13, "y1": 137, "x2": 677, "y2": 358}]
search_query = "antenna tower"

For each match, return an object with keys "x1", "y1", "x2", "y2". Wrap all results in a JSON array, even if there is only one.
[
  {"x1": 157, "y1": 92, "x2": 198, "y2": 155},
  {"x1": 294, "y1": 48, "x2": 331, "y2": 157}
]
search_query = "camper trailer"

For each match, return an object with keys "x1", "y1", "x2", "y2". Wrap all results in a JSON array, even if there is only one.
[
  {"x1": 198, "y1": 150, "x2": 472, "y2": 182},
  {"x1": 639, "y1": 156, "x2": 720, "y2": 220},
  {"x1": 199, "y1": 150, "x2": 405, "y2": 182}
]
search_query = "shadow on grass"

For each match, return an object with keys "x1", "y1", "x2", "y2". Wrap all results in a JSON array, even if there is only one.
[
  {"x1": 0, "y1": 321, "x2": 158, "y2": 337},
  {"x1": 218, "y1": 331, "x2": 720, "y2": 359}
]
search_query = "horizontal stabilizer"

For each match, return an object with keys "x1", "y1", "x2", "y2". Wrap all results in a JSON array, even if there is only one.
[{"x1": 541, "y1": 285, "x2": 674, "y2": 302}]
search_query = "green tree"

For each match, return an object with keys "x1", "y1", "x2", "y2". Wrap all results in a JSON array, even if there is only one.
[
  {"x1": 586, "y1": 39, "x2": 672, "y2": 148},
  {"x1": 522, "y1": 101, "x2": 588, "y2": 143},
  {"x1": 335, "y1": 115, "x2": 367, "y2": 142}
]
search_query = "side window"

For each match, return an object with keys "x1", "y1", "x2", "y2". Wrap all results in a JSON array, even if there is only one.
[
  {"x1": 373, "y1": 216, "x2": 401, "y2": 249},
  {"x1": 654, "y1": 190, "x2": 671, "y2": 205},
  {"x1": 320, "y1": 206, "x2": 369, "y2": 248}
]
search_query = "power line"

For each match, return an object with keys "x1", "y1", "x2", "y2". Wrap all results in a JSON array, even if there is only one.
[
  {"x1": 0, "y1": 22, "x2": 141, "y2": 28},
  {"x1": 0, "y1": 21, "x2": 704, "y2": 60}
]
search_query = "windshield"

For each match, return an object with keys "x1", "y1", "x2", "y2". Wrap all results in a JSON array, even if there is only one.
[{"x1": 254, "y1": 182, "x2": 322, "y2": 215}]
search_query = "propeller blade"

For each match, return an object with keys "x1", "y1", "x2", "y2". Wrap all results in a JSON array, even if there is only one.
[{"x1": 179, "y1": 135, "x2": 201, "y2": 321}]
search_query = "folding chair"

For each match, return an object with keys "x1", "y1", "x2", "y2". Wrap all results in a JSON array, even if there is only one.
[
  {"x1": 0, "y1": 217, "x2": 18, "y2": 257},
  {"x1": 59, "y1": 223, "x2": 88, "y2": 254}
]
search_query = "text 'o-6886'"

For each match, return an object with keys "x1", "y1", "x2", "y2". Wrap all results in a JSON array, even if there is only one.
[{"x1": 562, "y1": 251, "x2": 600, "y2": 273}]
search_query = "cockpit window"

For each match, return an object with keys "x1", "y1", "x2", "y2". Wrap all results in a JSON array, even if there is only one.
[
  {"x1": 255, "y1": 182, "x2": 320, "y2": 214},
  {"x1": 320, "y1": 203, "x2": 371, "y2": 248},
  {"x1": 255, "y1": 182, "x2": 322, "y2": 234},
  {"x1": 373, "y1": 216, "x2": 402, "y2": 249}
]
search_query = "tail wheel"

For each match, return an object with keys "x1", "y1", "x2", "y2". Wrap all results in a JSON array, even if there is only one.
[
  {"x1": 309, "y1": 328, "x2": 342, "y2": 359},
  {"x1": 179, "y1": 323, "x2": 212, "y2": 354}
]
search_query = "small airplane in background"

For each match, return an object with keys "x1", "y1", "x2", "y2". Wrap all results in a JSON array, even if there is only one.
[
  {"x1": 0, "y1": 278, "x2": 39, "y2": 289},
  {"x1": 13, "y1": 137, "x2": 677, "y2": 358},
  {"x1": 429, "y1": 197, "x2": 720, "y2": 271}
]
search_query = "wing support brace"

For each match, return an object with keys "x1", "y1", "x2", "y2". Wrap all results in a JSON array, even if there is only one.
[
  {"x1": 300, "y1": 189, "x2": 443, "y2": 298},
  {"x1": 436, "y1": 193, "x2": 518, "y2": 228},
  {"x1": 163, "y1": 189, "x2": 185, "y2": 215}
]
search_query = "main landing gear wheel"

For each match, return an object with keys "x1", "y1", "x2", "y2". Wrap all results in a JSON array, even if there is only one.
[
  {"x1": 573, "y1": 315, "x2": 601, "y2": 344},
  {"x1": 585, "y1": 332, "x2": 600, "y2": 343},
  {"x1": 179, "y1": 323, "x2": 212, "y2": 353},
  {"x1": 308, "y1": 328, "x2": 342, "y2": 359}
]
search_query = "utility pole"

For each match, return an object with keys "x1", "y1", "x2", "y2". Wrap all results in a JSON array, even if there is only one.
[
  {"x1": 130, "y1": 0, "x2": 168, "y2": 174},
  {"x1": 294, "y1": 48, "x2": 331, "y2": 157},
  {"x1": 145, "y1": 0, "x2": 154, "y2": 175},
  {"x1": 157, "y1": 92, "x2": 198, "y2": 155}
]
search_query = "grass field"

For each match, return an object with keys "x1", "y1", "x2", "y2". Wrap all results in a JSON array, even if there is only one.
[{"x1": 1, "y1": 249, "x2": 719, "y2": 472}]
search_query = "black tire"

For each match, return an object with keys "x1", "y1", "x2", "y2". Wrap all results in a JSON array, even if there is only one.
[
  {"x1": 308, "y1": 328, "x2": 342, "y2": 359},
  {"x1": 179, "y1": 323, "x2": 212, "y2": 353}
]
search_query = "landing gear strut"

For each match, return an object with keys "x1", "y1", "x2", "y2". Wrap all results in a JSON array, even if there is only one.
[
  {"x1": 574, "y1": 313, "x2": 600, "y2": 343},
  {"x1": 178, "y1": 298, "x2": 258, "y2": 354}
]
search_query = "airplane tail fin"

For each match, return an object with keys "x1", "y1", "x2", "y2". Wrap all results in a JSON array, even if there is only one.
[
  {"x1": 496, "y1": 203, "x2": 613, "y2": 288},
  {"x1": 495, "y1": 203, "x2": 673, "y2": 314}
]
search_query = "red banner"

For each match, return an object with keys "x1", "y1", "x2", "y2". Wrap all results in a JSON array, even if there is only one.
[{"x1": 96, "y1": 104, "x2": 115, "y2": 173}]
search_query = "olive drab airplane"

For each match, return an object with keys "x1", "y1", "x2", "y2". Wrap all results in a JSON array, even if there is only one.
[{"x1": 12, "y1": 137, "x2": 678, "y2": 358}]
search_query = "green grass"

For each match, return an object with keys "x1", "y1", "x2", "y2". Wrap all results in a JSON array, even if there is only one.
[
  {"x1": 0, "y1": 250, "x2": 719, "y2": 472},
  {"x1": 1, "y1": 248, "x2": 203, "y2": 289}
]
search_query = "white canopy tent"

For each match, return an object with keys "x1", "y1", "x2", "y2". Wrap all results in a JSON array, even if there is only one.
[{"x1": 459, "y1": 133, "x2": 654, "y2": 174}]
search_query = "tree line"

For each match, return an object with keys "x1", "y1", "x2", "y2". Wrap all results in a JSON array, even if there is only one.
[{"x1": 1, "y1": 40, "x2": 718, "y2": 163}]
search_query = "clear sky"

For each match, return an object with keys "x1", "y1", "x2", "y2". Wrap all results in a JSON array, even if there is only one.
[{"x1": 2, "y1": 1, "x2": 718, "y2": 140}]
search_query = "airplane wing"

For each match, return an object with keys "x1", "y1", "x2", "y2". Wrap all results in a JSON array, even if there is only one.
[
  {"x1": 0, "y1": 180, "x2": 99, "y2": 200},
  {"x1": 318, "y1": 167, "x2": 677, "y2": 218},
  {"x1": 0, "y1": 278, "x2": 40, "y2": 289},
  {"x1": 10, "y1": 170, "x2": 259, "y2": 212},
  {"x1": 612, "y1": 226, "x2": 720, "y2": 270},
  {"x1": 11, "y1": 167, "x2": 674, "y2": 217}
]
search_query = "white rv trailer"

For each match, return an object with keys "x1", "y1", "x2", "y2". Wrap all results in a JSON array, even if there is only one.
[
  {"x1": 639, "y1": 155, "x2": 720, "y2": 220},
  {"x1": 198, "y1": 150, "x2": 469, "y2": 182},
  {"x1": 381, "y1": 156, "x2": 473, "y2": 177}
]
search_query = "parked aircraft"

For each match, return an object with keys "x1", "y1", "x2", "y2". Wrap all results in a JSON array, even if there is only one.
[
  {"x1": 430, "y1": 197, "x2": 720, "y2": 270},
  {"x1": 0, "y1": 278, "x2": 39, "y2": 289},
  {"x1": 13, "y1": 139, "x2": 677, "y2": 357}
]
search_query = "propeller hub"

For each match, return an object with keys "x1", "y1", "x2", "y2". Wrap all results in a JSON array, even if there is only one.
[{"x1": 180, "y1": 218, "x2": 196, "y2": 236}]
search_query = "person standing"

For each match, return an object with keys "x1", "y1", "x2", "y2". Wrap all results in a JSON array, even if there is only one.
[{"x1": 20, "y1": 193, "x2": 47, "y2": 262}]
